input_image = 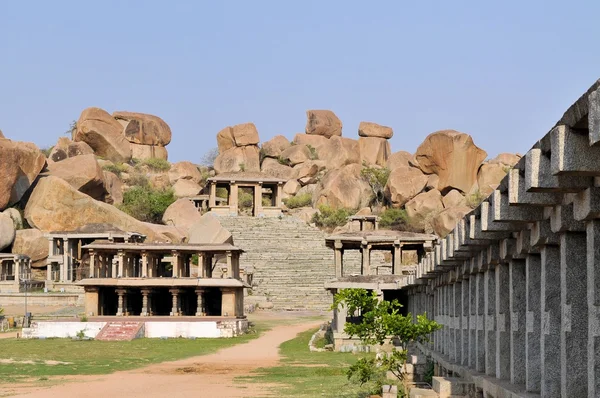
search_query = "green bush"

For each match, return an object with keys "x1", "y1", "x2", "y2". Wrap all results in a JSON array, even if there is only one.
[
  {"x1": 119, "y1": 186, "x2": 176, "y2": 223},
  {"x1": 277, "y1": 156, "x2": 291, "y2": 166},
  {"x1": 312, "y1": 205, "x2": 353, "y2": 229},
  {"x1": 283, "y1": 193, "x2": 312, "y2": 209},
  {"x1": 216, "y1": 187, "x2": 229, "y2": 199},
  {"x1": 239, "y1": 190, "x2": 253, "y2": 209},
  {"x1": 361, "y1": 165, "x2": 390, "y2": 206},
  {"x1": 378, "y1": 208, "x2": 409, "y2": 229},
  {"x1": 307, "y1": 145, "x2": 319, "y2": 160},
  {"x1": 466, "y1": 189, "x2": 485, "y2": 209},
  {"x1": 102, "y1": 163, "x2": 128, "y2": 177},
  {"x1": 134, "y1": 158, "x2": 171, "y2": 172},
  {"x1": 127, "y1": 172, "x2": 150, "y2": 188},
  {"x1": 262, "y1": 197, "x2": 273, "y2": 207}
]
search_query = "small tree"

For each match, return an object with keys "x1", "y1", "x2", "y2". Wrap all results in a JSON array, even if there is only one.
[
  {"x1": 200, "y1": 147, "x2": 219, "y2": 167},
  {"x1": 361, "y1": 164, "x2": 391, "y2": 206},
  {"x1": 333, "y1": 288, "x2": 441, "y2": 395}
]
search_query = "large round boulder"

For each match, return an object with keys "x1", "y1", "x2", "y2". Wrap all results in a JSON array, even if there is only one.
[
  {"x1": 488, "y1": 153, "x2": 521, "y2": 167},
  {"x1": 47, "y1": 154, "x2": 107, "y2": 200},
  {"x1": 24, "y1": 176, "x2": 169, "y2": 242},
  {"x1": 314, "y1": 164, "x2": 372, "y2": 210},
  {"x1": 320, "y1": 136, "x2": 360, "y2": 170},
  {"x1": 169, "y1": 161, "x2": 202, "y2": 185},
  {"x1": 112, "y1": 111, "x2": 172, "y2": 146},
  {"x1": 0, "y1": 138, "x2": 46, "y2": 211},
  {"x1": 261, "y1": 135, "x2": 290, "y2": 158},
  {"x1": 11, "y1": 229, "x2": 48, "y2": 268},
  {"x1": 414, "y1": 130, "x2": 487, "y2": 194},
  {"x1": 48, "y1": 137, "x2": 94, "y2": 162},
  {"x1": 280, "y1": 145, "x2": 311, "y2": 166},
  {"x1": 386, "y1": 151, "x2": 413, "y2": 171},
  {"x1": 261, "y1": 158, "x2": 297, "y2": 180},
  {"x1": 162, "y1": 198, "x2": 203, "y2": 235},
  {"x1": 432, "y1": 206, "x2": 472, "y2": 237},
  {"x1": 74, "y1": 107, "x2": 132, "y2": 163},
  {"x1": 130, "y1": 143, "x2": 168, "y2": 160},
  {"x1": 477, "y1": 163, "x2": 509, "y2": 197},
  {"x1": 358, "y1": 121, "x2": 393, "y2": 139},
  {"x1": 189, "y1": 213, "x2": 233, "y2": 244},
  {"x1": 385, "y1": 166, "x2": 428, "y2": 208},
  {"x1": 217, "y1": 123, "x2": 259, "y2": 152},
  {"x1": 172, "y1": 179, "x2": 202, "y2": 198},
  {"x1": 293, "y1": 133, "x2": 329, "y2": 151},
  {"x1": 358, "y1": 137, "x2": 391, "y2": 167},
  {"x1": 305, "y1": 110, "x2": 342, "y2": 138},
  {"x1": 214, "y1": 146, "x2": 261, "y2": 174},
  {"x1": 442, "y1": 189, "x2": 467, "y2": 209},
  {"x1": 405, "y1": 189, "x2": 444, "y2": 225},
  {"x1": 0, "y1": 212, "x2": 16, "y2": 251},
  {"x1": 103, "y1": 171, "x2": 123, "y2": 205}
]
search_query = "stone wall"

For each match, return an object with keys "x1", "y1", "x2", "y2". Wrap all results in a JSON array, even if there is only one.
[{"x1": 0, "y1": 293, "x2": 83, "y2": 306}]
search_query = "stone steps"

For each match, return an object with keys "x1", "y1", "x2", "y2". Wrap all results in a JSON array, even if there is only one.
[{"x1": 95, "y1": 322, "x2": 144, "y2": 341}]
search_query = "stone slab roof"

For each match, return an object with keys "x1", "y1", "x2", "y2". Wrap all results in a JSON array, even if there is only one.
[
  {"x1": 81, "y1": 242, "x2": 243, "y2": 253},
  {"x1": 78, "y1": 278, "x2": 249, "y2": 288},
  {"x1": 208, "y1": 172, "x2": 286, "y2": 183}
]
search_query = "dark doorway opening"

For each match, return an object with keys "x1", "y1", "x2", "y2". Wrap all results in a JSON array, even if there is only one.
[{"x1": 204, "y1": 288, "x2": 222, "y2": 316}]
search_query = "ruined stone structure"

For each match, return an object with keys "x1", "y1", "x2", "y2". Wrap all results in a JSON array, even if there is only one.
[
  {"x1": 324, "y1": 230, "x2": 436, "y2": 351},
  {"x1": 207, "y1": 173, "x2": 286, "y2": 217},
  {"x1": 0, "y1": 254, "x2": 31, "y2": 293},
  {"x1": 404, "y1": 80, "x2": 600, "y2": 397}
]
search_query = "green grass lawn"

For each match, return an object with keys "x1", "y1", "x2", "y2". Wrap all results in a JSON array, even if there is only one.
[
  {"x1": 238, "y1": 328, "x2": 383, "y2": 398},
  {"x1": 0, "y1": 322, "x2": 266, "y2": 385}
]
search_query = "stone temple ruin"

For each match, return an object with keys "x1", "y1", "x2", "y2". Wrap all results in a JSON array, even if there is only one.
[{"x1": 400, "y1": 79, "x2": 600, "y2": 397}]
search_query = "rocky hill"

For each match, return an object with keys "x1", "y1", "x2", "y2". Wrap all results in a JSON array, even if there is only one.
[{"x1": 0, "y1": 106, "x2": 518, "y2": 280}]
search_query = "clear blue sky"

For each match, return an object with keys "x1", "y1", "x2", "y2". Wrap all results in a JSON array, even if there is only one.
[{"x1": 1, "y1": 1, "x2": 599, "y2": 162}]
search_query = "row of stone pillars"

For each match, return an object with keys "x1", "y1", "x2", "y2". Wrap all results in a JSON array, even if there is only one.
[
  {"x1": 115, "y1": 288, "x2": 207, "y2": 317},
  {"x1": 90, "y1": 250, "x2": 191, "y2": 279}
]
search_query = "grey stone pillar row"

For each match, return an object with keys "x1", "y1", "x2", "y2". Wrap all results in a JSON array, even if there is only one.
[
  {"x1": 454, "y1": 280, "x2": 462, "y2": 364},
  {"x1": 495, "y1": 261, "x2": 511, "y2": 380},
  {"x1": 588, "y1": 221, "x2": 600, "y2": 398},
  {"x1": 560, "y1": 232, "x2": 588, "y2": 398},
  {"x1": 476, "y1": 272, "x2": 485, "y2": 372},
  {"x1": 509, "y1": 259, "x2": 526, "y2": 385},
  {"x1": 442, "y1": 284, "x2": 449, "y2": 358},
  {"x1": 484, "y1": 266, "x2": 496, "y2": 377},
  {"x1": 525, "y1": 254, "x2": 541, "y2": 393},
  {"x1": 469, "y1": 273, "x2": 477, "y2": 369},
  {"x1": 461, "y1": 276, "x2": 470, "y2": 366},
  {"x1": 540, "y1": 245, "x2": 561, "y2": 398},
  {"x1": 435, "y1": 284, "x2": 441, "y2": 352},
  {"x1": 445, "y1": 283, "x2": 451, "y2": 358}
]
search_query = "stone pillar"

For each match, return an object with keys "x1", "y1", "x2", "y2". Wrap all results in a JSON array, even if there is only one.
[
  {"x1": 111, "y1": 256, "x2": 117, "y2": 278},
  {"x1": 560, "y1": 232, "x2": 588, "y2": 397},
  {"x1": 141, "y1": 251, "x2": 148, "y2": 278},
  {"x1": 62, "y1": 238, "x2": 69, "y2": 282},
  {"x1": 141, "y1": 289, "x2": 150, "y2": 316},
  {"x1": 496, "y1": 262, "x2": 510, "y2": 380},
  {"x1": 454, "y1": 281, "x2": 462, "y2": 364},
  {"x1": 254, "y1": 183, "x2": 263, "y2": 216},
  {"x1": 392, "y1": 242, "x2": 401, "y2": 275},
  {"x1": 116, "y1": 288, "x2": 126, "y2": 316},
  {"x1": 588, "y1": 221, "x2": 600, "y2": 398},
  {"x1": 46, "y1": 260, "x2": 51, "y2": 282},
  {"x1": 276, "y1": 182, "x2": 283, "y2": 209},
  {"x1": 89, "y1": 250, "x2": 96, "y2": 279},
  {"x1": 485, "y1": 267, "x2": 496, "y2": 376},
  {"x1": 525, "y1": 254, "x2": 541, "y2": 392},
  {"x1": 84, "y1": 287, "x2": 99, "y2": 316},
  {"x1": 509, "y1": 259, "x2": 526, "y2": 385},
  {"x1": 229, "y1": 182, "x2": 238, "y2": 215},
  {"x1": 469, "y1": 274, "x2": 477, "y2": 369},
  {"x1": 169, "y1": 288, "x2": 180, "y2": 316},
  {"x1": 195, "y1": 288, "x2": 205, "y2": 316},
  {"x1": 541, "y1": 245, "x2": 561, "y2": 397},
  {"x1": 221, "y1": 287, "x2": 236, "y2": 317},
  {"x1": 476, "y1": 272, "x2": 485, "y2": 372},
  {"x1": 209, "y1": 182, "x2": 217, "y2": 208},
  {"x1": 172, "y1": 251, "x2": 180, "y2": 278},
  {"x1": 226, "y1": 252, "x2": 233, "y2": 278},
  {"x1": 461, "y1": 276, "x2": 470, "y2": 366},
  {"x1": 117, "y1": 250, "x2": 124, "y2": 278},
  {"x1": 335, "y1": 296, "x2": 348, "y2": 334},
  {"x1": 361, "y1": 241, "x2": 371, "y2": 276},
  {"x1": 334, "y1": 241, "x2": 344, "y2": 278}
]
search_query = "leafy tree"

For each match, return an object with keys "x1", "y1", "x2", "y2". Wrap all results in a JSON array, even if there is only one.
[
  {"x1": 312, "y1": 205, "x2": 354, "y2": 229},
  {"x1": 333, "y1": 288, "x2": 441, "y2": 395},
  {"x1": 119, "y1": 186, "x2": 176, "y2": 223},
  {"x1": 378, "y1": 208, "x2": 409, "y2": 229},
  {"x1": 361, "y1": 164, "x2": 391, "y2": 206},
  {"x1": 283, "y1": 193, "x2": 313, "y2": 209}
]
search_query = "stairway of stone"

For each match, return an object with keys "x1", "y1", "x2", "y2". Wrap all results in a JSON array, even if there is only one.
[
  {"x1": 219, "y1": 215, "x2": 339, "y2": 311},
  {"x1": 95, "y1": 322, "x2": 144, "y2": 341}
]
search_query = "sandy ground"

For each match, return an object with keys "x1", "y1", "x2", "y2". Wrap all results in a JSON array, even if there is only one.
[{"x1": 1, "y1": 312, "x2": 324, "y2": 398}]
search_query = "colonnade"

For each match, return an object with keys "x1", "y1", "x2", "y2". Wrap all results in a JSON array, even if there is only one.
[{"x1": 405, "y1": 80, "x2": 600, "y2": 397}]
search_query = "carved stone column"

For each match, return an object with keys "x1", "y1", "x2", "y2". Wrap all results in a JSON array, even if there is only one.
[
  {"x1": 195, "y1": 288, "x2": 205, "y2": 316},
  {"x1": 169, "y1": 288, "x2": 180, "y2": 316}
]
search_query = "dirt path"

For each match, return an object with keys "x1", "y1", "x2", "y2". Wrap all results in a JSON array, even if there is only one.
[{"x1": 6, "y1": 318, "x2": 322, "y2": 398}]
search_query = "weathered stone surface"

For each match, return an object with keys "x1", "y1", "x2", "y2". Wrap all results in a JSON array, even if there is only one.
[
  {"x1": 294, "y1": 161, "x2": 320, "y2": 179},
  {"x1": 293, "y1": 133, "x2": 329, "y2": 151},
  {"x1": 103, "y1": 171, "x2": 123, "y2": 205},
  {"x1": 477, "y1": 163, "x2": 508, "y2": 197},
  {"x1": 217, "y1": 126, "x2": 236, "y2": 153},
  {"x1": 314, "y1": 164, "x2": 371, "y2": 209},
  {"x1": 358, "y1": 121, "x2": 393, "y2": 139},
  {"x1": 261, "y1": 158, "x2": 297, "y2": 180},
  {"x1": 141, "y1": 222, "x2": 185, "y2": 243},
  {"x1": 488, "y1": 153, "x2": 521, "y2": 167},
  {"x1": 48, "y1": 137, "x2": 94, "y2": 162},
  {"x1": 75, "y1": 107, "x2": 132, "y2": 163},
  {"x1": 442, "y1": 189, "x2": 467, "y2": 208},
  {"x1": 130, "y1": 143, "x2": 168, "y2": 160},
  {"x1": 2, "y1": 208, "x2": 23, "y2": 230},
  {"x1": 217, "y1": 123, "x2": 259, "y2": 151},
  {"x1": 0, "y1": 212, "x2": 16, "y2": 251},
  {"x1": 385, "y1": 166, "x2": 428, "y2": 208},
  {"x1": 12, "y1": 229, "x2": 48, "y2": 268},
  {"x1": 320, "y1": 136, "x2": 360, "y2": 170},
  {"x1": 162, "y1": 198, "x2": 203, "y2": 234},
  {"x1": 305, "y1": 110, "x2": 342, "y2": 138},
  {"x1": 112, "y1": 111, "x2": 172, "y2": 146},
  {"x1": 214, "y1": 146, "x2": 261, "y2": 174},
  {"x1": 292, "y1": 207, "x2": 319, "y2": 223},
  {"x1": 281, "y1": 145, "x2": 311, "y2": 166},
  {"x1": 47, "y1": 154, "x2": 106, "y2": 200},
  {"x1": 0, "y1": 129, "x2": 4, "y2": 138},
  {"x1": 261, "y1": 135, "x2": 290, "y2": 158},
  {"x1": 414, "y1": 130, "x2": 487, "y2": 194},
  {"x1": 426, "y1": 174, "x2": 439, "y2": 191},
  {"x1": 358, "y1": 137, "x2": 391, "y2": 166},
  {"x1": 356, "y1": 207, "x2": 372, "y2": 216},
  {"x1": 189, "y1": 213, "x2": 233, "y2": 244},
  {"x1": 405, "y1": 189, "x2": 444, "y2": 222},
  {"x1": 0, "y1": 139, "x2": 46, "y2": 210},
  {"x1": 24, "y1": 176, "x2": 168, "y2": 242},
  {"x1": 168, "y1": 161, "x2": 202, "y2": 185},
  {"x1": 387, "y1": 151, "x2": 413, "y2": 170},
  {"x1": 149, "y1": 174, "x2": 171, "y2": 190},
  {"x1": 432, "y1": 206, "x2": 472, "y2": 237},
  {"x1": 283, "y1": 180, "x2": 301, "y2": 196},
  {"x1": 172, "y1": 179, "x2": 201, "y2": 198}
]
